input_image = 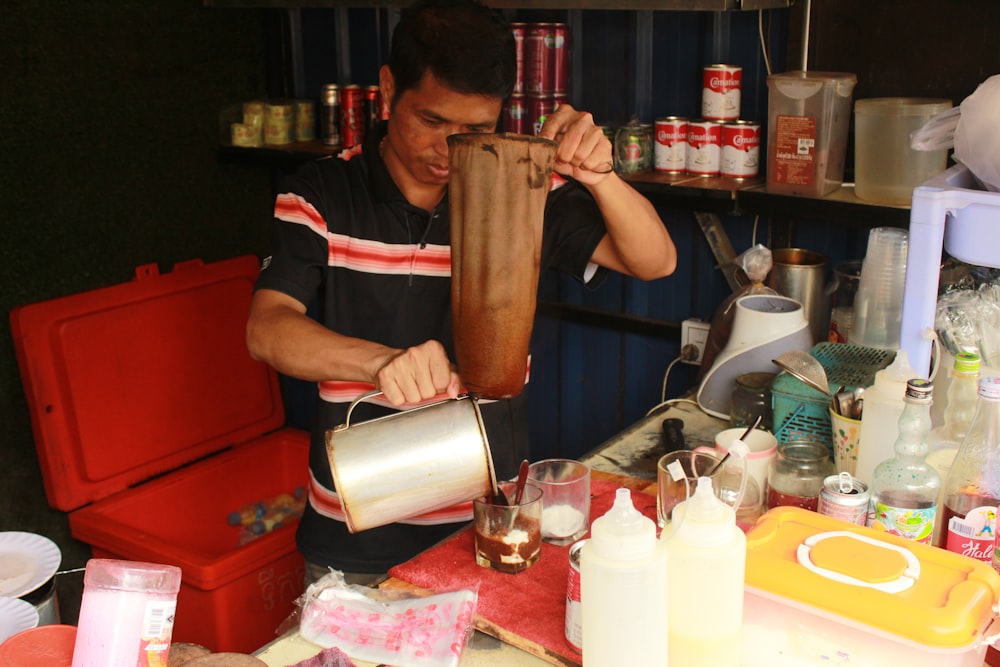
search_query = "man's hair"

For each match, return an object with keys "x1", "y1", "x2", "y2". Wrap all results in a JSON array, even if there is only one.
[{"x1": 388, "y1": 0, "x2": 516, "y2": 106}]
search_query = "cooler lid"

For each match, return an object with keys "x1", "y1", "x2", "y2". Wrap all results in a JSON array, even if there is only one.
[
  {"x1": 11, "y1": 256, "x2": 285, "y2": 512},
  {"x1": 746, "y1": 507, "x2": 1000, "y2": 648}
]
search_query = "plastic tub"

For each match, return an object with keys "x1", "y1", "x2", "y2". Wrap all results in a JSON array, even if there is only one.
[
  {"x1": 766, "y1": 71, "x2": 857, "y2": 197},
  {"x1": 855, "y1": 98, "x2": 952, "y2": 205}
]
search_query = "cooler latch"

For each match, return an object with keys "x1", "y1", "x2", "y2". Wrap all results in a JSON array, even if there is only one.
[{"x1": 797, "y1": 530, "x2": 920, "y2": 594}]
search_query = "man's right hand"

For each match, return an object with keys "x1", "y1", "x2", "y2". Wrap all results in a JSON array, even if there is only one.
[{"x1": 373, "y1": 340, "x2": 461, "y2": 406}]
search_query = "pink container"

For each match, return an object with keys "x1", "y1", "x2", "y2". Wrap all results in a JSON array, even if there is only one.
[{"x1": 72, "y1": 559, "x2": 182, "y2": 667}]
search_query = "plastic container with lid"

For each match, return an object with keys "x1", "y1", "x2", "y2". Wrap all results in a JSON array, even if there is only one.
[
  {"x1": 766, "y1": 71, "x2": 857, "y2": 198},
  {"x1": 854, "y1": 97, "x2": 953, "y2": 206},
  {"x1": 742, "y1": 506, "x2": 1000, "y2": 666}
]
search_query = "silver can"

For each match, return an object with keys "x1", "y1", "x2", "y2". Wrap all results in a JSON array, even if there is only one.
[
  {"x1": 565, "y1": 539, "x2": 585, "y2": 654},
  {"x1": 817, "y1": 472, "x2": 870, "y2": 526}
]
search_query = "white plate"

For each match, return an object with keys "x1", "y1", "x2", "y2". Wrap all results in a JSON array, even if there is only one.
[
  {"x1": 0, "y1": 532, "x2": 61, "y2": 598},
  {"x1": 0, "y1": 596, "x2": 40, "y2": 642}
]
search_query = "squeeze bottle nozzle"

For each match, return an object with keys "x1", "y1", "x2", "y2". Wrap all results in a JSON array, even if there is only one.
[{"x1": 589, "y1": 487, "x2": 656, "y2": 561}]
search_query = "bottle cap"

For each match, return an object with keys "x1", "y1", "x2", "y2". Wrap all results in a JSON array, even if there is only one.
[
  {"x1": 978, "y1": 377, "x2": 1000, "y2": 400},
  {"x1": 954, "y1": 351, "x2": 981, "y2": 374},
  {"x1": 904, "y1": 378, "x2": 933, "y2": 403},
  {"x1": 589, "y1": 488, "x2": 656, "y2": 561},
  {"x1": 670, "y1": 477, "x2": 735, "y2": 547}
]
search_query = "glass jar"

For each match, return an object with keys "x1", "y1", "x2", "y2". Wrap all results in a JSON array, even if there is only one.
[
  {"x1": 614, "y1": 123, "x2": 653, "y2": 176},
  {"x1": 729, "y1": 371, "x2": 775, "y2": 431},
  {"x1": 827, "y1": 259, "x2": 862, "y2": 343},
  {"x1": 766, "y1": 440, "x2": 835, "y2": 511}
]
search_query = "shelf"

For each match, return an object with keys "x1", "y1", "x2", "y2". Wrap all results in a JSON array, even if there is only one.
[
  {"x1": 205, "y1": 0, "x2": 792, "y2": 10},
  {"x1": 218, "y1": 140, "x2": 913, "y2": 227}
]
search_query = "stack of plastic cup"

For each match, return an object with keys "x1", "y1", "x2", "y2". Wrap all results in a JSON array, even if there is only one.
[{"x1": 849, "y1": 227, "x2": 909, "y2": 350}]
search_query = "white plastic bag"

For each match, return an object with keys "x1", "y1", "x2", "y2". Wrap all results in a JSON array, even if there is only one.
[
  {"x1": 954, "y1": 74, "x2": 1000, "y2": 191},
  {"x1": 298, "y1": 570, "x2": 479, "y2": 667}
]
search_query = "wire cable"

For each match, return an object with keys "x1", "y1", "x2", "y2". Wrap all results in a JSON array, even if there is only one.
[{"x1": 758, "y1": 10, "x2": 773, "y2": 77}]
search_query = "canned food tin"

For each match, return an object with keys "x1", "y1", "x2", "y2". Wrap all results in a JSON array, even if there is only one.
[
  {"x1": 502, "y1": 94, "x2": 527, "y2": 134},
  {"x1": 685, "y1": 119, "x2": 723, "y2": 176},
  {"x1": 340, "y1": 84, "x2": 364, "y2": 148},
  {"x1": 721, "y1": 120, "x2": 761, "y2": 178},
  {"x1": 294, "y1": 99, "x2": 316, "y2": 142},
  {"x1": 242, "y1": 101, "x2": 266, "y2": 135},
  {"x1": 702, "y1": 64, "x2": 742, "y2": 121},
  {"x1": 511, "y1": 22, "x2": 527, "y2": 95},
  {"x1": 654, "y1": 116, "x2": 688, "y2": 173},
  {"x1": 565, "y1": 539, "x2": 585, "y2": 654},
  {"x1": 817, "y1": 472, "x2": 870, "y2": 526},
  {"x1": 551, "y1": 22, "x2": 570, "y2": 95},
  {"x1": 264, "y1": 102, "x2": 294, "y2": 145},
  {"x1": 320, "y1": 84, "x2": 341, "y2": 147},
  {"x1": 615, "y1": 124, "x2": 653, "y2": 176},
  {"x1": 524, "y1": 23, "x2": 554, "y2": 94},
  {"x1": 527, "y1": 94, "x2": 554, "y2": 136}
]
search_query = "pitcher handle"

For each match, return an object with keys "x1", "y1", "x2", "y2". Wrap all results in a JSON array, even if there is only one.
[{"x1": 344, "y1": 389, "x2": 383, "y2": 428}]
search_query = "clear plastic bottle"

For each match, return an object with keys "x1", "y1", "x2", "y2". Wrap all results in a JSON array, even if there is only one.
[
  {"x1": 581, "y1": 487, "x2": 668, "y2": 666},
  {"x1": 868, "y1": 379, "x2": 939, "y2": 542},
  {"x1": 856, "y1": 349, "x2": 919, "y2": 486},
  {"x1": 927, "y1": 352, "x2": 981, "y2": 545},
  {"x1": 938, "y1": 377, "x2": 1000, "y2": 562},
  {"x1": 664, "y1": 476, "x2": 745, "y2": 667}
]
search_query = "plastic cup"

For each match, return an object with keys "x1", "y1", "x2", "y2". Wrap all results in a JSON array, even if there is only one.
[
  {"x1": 829, "y1": 405, "x2": 862, "y2": 477},
  {"x1": 527, "y1": 459, "x2": 591, "y2": 545},
  {"x1": 472, "y1": 482, "x2": 543, "y2": 574},
  {"x1": 850, "y1": 227, "x2": 909, "y2": 349},
  {"x1": 713, "y1": 428, "x2": 778, "y2": 500},
  {"x1": 657, "y1": 450, "x2": 758, "y2": 527}
]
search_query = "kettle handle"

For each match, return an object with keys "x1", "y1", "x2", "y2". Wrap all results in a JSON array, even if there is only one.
[{"x1": 344, "y1": 389, "x2": 383, "y2": 428}]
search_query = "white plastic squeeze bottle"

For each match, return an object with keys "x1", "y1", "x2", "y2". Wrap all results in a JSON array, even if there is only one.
[
  {"x1": 664, "y1": 476, "x2": 746, "y2": 666},
  {"x1": 856, "y1": 349, "x2": 919, "y2": 486},
  {"x1": 581, "y1": 487, "x2": 668, "y2": 666}
]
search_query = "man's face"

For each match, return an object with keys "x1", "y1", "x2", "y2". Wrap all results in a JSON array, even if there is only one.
[{"x1": 381, "y1": 67, "x2": 503, "y2": 190}]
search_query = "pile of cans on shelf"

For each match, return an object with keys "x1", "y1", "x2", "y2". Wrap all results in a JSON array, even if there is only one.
[
  {"x1": 319, "y1": 83, "x2": 390, "y2": 149},
  {"x1": 501, "y1": 22, "x2": 571, "y2": 136},
  {"x1": 228, "y1": 99, "x2": 317, "y2": 148},
  {"x1": 654, "y1": 64, "x2": 761, "y2": 179}
]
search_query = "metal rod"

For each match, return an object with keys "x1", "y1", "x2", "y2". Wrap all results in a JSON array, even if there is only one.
[{"x1": 799, "y1": 0, "x2": 811, "y2": 71}]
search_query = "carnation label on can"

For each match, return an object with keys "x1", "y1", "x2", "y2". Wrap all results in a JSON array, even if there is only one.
[
  {"x1": 565, "y1": 539, "x2": 585, "y2": 654},
  {"x1": 721, "y1": 120, "x2": 761, "y2": 178},
  {"x1": 654, "y1": 116, "x2": 688, "y2": 173},
  {"x1": 685, "y1": 120, "x2": 722, "y2": 176},
  {"x1": 817, "y1": 472, "x2": 870, "y2": 526},
  {"x1": 702, "y1": 64, "x2": 742, "y2": 121}
]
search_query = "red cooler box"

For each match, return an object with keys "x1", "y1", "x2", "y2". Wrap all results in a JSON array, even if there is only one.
[{"x1": 11, "y1": 256, "x2": 310, "y2": 654}]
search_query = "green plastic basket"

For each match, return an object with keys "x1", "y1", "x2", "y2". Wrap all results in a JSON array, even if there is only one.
[{"x1": 772, "y1": 342, "x2": 895, "y2": 451}]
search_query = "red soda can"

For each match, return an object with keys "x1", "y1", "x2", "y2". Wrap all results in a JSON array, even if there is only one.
[
  {"x1": 564, "y1": 539, "x2": 585, "y2": 654},
  {"x1": 817, "y1": 473, "x2": 870, "y2": 526},
  {"x1": 686, "y1": 119, "x2": 723, "y2": 176},
  {"x1": 527, "y1": 94, "x2": 554, "y2": 136},
  {"x1": 502, "y1": 94, "x2": 527, "y2": 134},
  {"x1": 721, "y1": 120, "x2": 761, "y2": 178},
  {"x1": 340, "y1": 84, "x2": 364, "y2": 148},
  {"x1": 524, "y1": 23, "x2": 554, "y2": 94},
  {"x1": 363, "y1": 85, "x2": 380, "y2": 136},
  {"x1": 654, "y1": 116, "x2": 688, "y2": 174},
  {"x1": 702, "y1": 64, "x2": 742, "y2": 121},
  {"x1": 551, "y1": 22, "x2": 570, "y2": 95},
  {"x1": 511, "y1": 22, "x2": 527, "y2": 95}
]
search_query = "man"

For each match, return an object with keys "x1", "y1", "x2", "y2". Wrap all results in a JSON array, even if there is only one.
[{"x1": 246, "y1": 0, "x2": 676, "y2": 582}]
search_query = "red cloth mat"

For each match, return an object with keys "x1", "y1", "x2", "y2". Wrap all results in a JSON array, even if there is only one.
[{"x1": 386, "y1": 478, "x2": 658, "y2": 666}]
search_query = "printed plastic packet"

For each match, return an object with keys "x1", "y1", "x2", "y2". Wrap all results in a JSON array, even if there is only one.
[{"x1": 298, "y1": 570, "x2": 479, "y2": 667}]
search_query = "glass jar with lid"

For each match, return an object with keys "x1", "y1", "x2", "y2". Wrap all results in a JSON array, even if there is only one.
[
  {"x1": 766, "y1": 440, "x2": 835, "y2": 512},
  {"x1": 729, "y1": 371, "x2": 775, "y2": 432}
]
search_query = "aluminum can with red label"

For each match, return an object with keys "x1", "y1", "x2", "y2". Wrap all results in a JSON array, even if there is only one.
[
  {"x1": 524, "y1": 23, "x2": 554, "y2": 94},
  {"x1": 564, "y1": 539, "x2": 585, "y2": 654},
  {"x1": 551, "y1": 22, "x2": 570, "y2": 95},
  {"x1": 817, "y1": 473, "x2": 870, "y2": 526},
  {"x1": 721, "y1": 120, "x2": 761, "y2": 178},
  {"x1": 527, "y1": 94, "x2": 554, "y2": 136},
  {"x1": 502, "y1": 94, "x2": 527, "y2": 134},
  {"x1": 686, "y1": 119, "x2": 723, "y2": 176},
  {"x1": 363, "y1": 85, "x2": 381, "y2": 136},
  {"x1": 511, "y1": 22, "x2": 527, "y2": 95},
  {"x1": 654, "y1": 116, "x2": 688, "y2": 173},
  {"x1": 340, "y1": 84, "x2": 364, "y2": 148},
  {"x1": 702, "y1": 64, "x2": 742, "y2": 121}
]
